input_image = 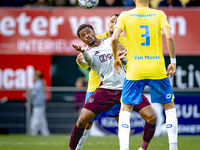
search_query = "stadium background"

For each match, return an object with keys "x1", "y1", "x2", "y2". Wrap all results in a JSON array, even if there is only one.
[{"x1": 0, "y1": 2, "x2": 200, "y2": 136}]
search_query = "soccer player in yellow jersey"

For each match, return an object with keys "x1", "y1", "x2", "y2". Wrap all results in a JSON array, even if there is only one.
[
  {"x1": 111, "y1": 1, "x2": 178, "y2": 150},
  {"x1": 75, "y1": 13, "x2": 157, "y2": 150}
]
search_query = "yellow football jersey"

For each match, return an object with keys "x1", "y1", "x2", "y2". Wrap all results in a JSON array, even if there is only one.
[
  {"x1": 77, "y1": 31, "x2": 127, "y2": 92},
  {"x1": 114, "y1": 8, "x2": 171, "y2": 80}
]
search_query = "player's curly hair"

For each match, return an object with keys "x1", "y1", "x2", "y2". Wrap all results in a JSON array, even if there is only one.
[{"x1": 77, "y1": 24, "x2": 94, "y2": 38}]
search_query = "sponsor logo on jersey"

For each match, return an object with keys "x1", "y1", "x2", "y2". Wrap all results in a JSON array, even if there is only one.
[
  {"x1": 99, "y1": 54, "x2": 113, "y2": 63},
  {"x1": 99, "y1": 54, "x2": 107, "y2": 63}
]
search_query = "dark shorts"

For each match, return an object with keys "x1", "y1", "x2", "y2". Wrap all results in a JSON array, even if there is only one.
[
  {"x1": 133, "y1": 94, "x2": 151, "y2": 113},
  {"x1": 84, "y1": 88, "x2": 121, "y2": 116}
]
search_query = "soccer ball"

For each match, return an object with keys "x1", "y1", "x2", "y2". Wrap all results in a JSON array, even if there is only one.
[{"x1": 78, "y1": 0, "x2": 99, "y2": 9}]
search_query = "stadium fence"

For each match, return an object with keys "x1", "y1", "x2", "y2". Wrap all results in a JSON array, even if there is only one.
[{"x1": 0, "y1": 87, "x2": 199, "y2": 134}]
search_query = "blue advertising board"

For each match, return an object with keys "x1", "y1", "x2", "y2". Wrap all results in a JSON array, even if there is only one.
[
  {"x1": 175, "y1": 94, "x2": 200, "y2": 135},
  {"x1": 94, "y1": 93, "x2": 200, "y2": 135},
  {"x1": 95, "y1": 111, "x2": 145, "y2": 135}
]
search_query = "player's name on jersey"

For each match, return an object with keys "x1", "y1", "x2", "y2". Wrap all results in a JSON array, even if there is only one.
[
  {"x1": 129, "y1": 13, "x2": 157, "y2": 18},
  {"x1": 134, "y1": 55, "x2": 160, "y2": 60}
]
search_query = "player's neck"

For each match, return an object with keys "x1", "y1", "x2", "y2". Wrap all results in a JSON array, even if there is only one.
[{"x1": 136, "y1": 3, "x2": 149, "y2": 8}]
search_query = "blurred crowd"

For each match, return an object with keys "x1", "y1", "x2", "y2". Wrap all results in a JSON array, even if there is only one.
[{"x1": 0, "y1": 0, "x2": 200, "y2": 7}]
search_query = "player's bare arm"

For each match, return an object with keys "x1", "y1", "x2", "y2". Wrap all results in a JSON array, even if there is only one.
[
  {"x1": 118, "y1": 44, "x2": 126, "y2": 52},
  {"x1": 111, "y1": 27, "x2": 123, "y2": 74},
  {"x1": 162, "y1": 26, "x2": 177, "y2": 79}
]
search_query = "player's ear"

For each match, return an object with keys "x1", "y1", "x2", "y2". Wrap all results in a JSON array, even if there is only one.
[{"x1": 93, "y1": 30, "x2": 96, "y2": 35}]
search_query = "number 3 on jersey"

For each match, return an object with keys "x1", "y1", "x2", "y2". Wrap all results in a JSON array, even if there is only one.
[{"x1": 140, "y1": 25, "x2": 150, "y2": 46}]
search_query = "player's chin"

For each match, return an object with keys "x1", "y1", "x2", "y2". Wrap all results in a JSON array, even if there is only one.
[{"x1": 88, "y1": 41, "x2": 95, "y2": 46}]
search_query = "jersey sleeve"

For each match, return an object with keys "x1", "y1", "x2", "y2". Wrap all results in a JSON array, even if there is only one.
[
  {"x1": 96, "y1": 32, "x2": 107, "y2": 39},
  {"x1": 160, "y1": 11, "x2": 171, "y2": 30},
  {"x1": 76, "y1": 59, "x2": 90, "y2": 69},
  {"x1": 113, "y1": 12, "x2": 126, "y2": 31},
  {"x1": 82, "y1": 50, "x2": 93, "y2": 66}
]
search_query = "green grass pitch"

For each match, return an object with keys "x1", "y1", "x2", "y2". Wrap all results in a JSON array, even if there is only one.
[{"x1": 0, "y1": 134, "x2": 200, "y2": 150}]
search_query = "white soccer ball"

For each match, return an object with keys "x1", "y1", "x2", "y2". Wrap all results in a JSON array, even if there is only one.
[{"x1": 78, "y1": 0, "x2": 99, "y2": 9}]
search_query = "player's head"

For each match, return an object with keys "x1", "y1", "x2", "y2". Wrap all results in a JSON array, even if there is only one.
[
  {"x1": 34, "y1": 70, "x2": 43, "y2": 81},
  {"x1": 77, "y1": 24, "x2": 97, "y2": 46},
  {"x1": 108, "y1": 13, "x2": 120, "y2": 35},
  {"x1": 75, "y1": 76, "x2": 87, "y2": 88},
  {"x1": 133, "y1": 0, "x2": 150, "y2": 4}
]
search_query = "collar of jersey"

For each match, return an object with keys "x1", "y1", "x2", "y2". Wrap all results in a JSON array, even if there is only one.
[{"x1": 135, "y1": 7, "x2": 149, "y2": 10}]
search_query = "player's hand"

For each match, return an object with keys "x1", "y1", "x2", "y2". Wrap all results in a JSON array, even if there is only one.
[
  {"x1": 118, "y1": 49, "x2": 127, "y2": 60},
  {"x1": 118, "y1": 44, "x2": 125, "y2": 52},
  {"x1": 113, "y1": 59, "x2": 123, "y2": 74},
  {"x1": 76, "y1": 53, "x2": 83, "y2": 64},
  {"x1": 167, "y1": 63, "x2": 176, "y2": 79},
  {"x1": 72, "y1": 44, "x2": 85, "y2": 53}
]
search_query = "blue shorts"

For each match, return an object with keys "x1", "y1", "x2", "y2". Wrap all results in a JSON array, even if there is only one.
[
  {"x1": 121, "y1": 77, "x2": 174, "y2": 105},
  {"x1": 85, "y1": 92, "x2": 120, "y2": 121},
  {"x1": 106, "y1": 103, "x2": 121, "y2": 117}
]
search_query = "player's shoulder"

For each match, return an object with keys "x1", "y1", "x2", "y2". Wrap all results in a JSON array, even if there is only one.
[
  {"x1": 102, "y1": 37, "x2": 112, "y2": 46},
  {"x1": 86, "y1": 48, "x2": 98, "y2": 56},
  {"x1": 87, "y1": 47, "x2": 94, "y2": 53},
  {"x1": 149, "y1": 8, "x2": 166, "y2": 15},
  {"x1": 102, "y1": 36, "x2": 111, "y2": 41},
  {"x1": 96, "y1": 32, "x2": 107, "y2": 39},
  {"x1": 87, "y1": 38, "x2": 111, "y2": 54},
  {"x1": 120, "y1": 9, "x2": 135, "y2": 15},
  {"x1": 35, "y1": 79, "x2": 44, "y2": 87}
]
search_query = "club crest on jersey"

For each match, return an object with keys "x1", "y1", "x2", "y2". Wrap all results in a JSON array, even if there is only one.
[
  {"x1": 88, "y1": 97, "x2": 94, "y2": 103},
  {"x1": 94, "y1": 51, "x2": 100, "y2": 55}
]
